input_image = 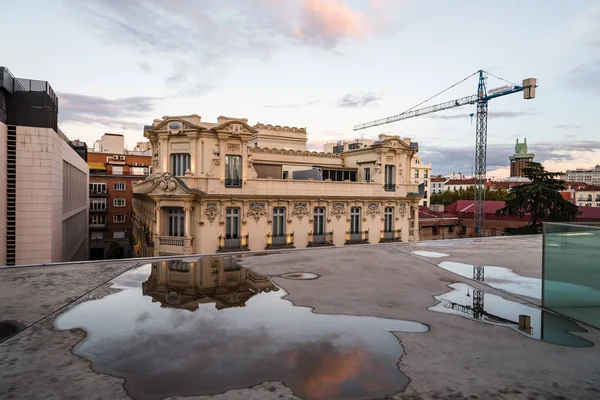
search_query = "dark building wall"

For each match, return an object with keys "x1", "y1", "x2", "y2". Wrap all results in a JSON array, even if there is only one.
[
  {"x1": 0, "y1": 90, "x2": 8, "y2": 123},
  {"x1": 6, "y1": 91, "x2": 58, "y2": 131},
  {"x1": 510, "y1": 158, "x2": 533, "y2": 177}
]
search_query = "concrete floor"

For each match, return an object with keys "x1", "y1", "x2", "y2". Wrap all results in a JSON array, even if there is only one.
[{"x1": 1, "y1": 236, "x2": 599, "y2": 400}]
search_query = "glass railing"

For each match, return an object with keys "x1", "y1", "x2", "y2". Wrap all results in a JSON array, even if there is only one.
[{"x1": 543, "y1": 222, "x2": 600, "y2": 329}]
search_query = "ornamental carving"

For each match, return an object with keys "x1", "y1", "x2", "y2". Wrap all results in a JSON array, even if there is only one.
[
  {"x1": 386, "y1": 155, "x2": 394, "y2": 162},
  {"x1": 247, "y1": 202, "x2": 266, "y2": 222},
  {"x1": 330, "y1": 202, "x2": 346, "y2": 220},
  {"x1": 366, "y1": 202, "x2": 381, "y2": 219},
  {"x1": 146, "y1": 173, "x2": 191, "y2": 196},
  {"x1": 204, "y1": 202, "x2": 219, "y2": 224},
  {"x1": 292, "y1": 202, "x2": 309, "y2": 221},
  {"x1": 254, "y1": 123, "x2": 307, "y2": 133},
  {"x1": 249, "y1": 147, "x2": 341, "y2": 159},
  {"x1": 227, "y1": 143, "x2": 241, "y2": 153},
  {"x1": 399, "y1": 203, "x2": 407, "y2": 218}
]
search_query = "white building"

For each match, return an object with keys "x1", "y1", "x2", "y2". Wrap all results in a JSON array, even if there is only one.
[
  {"x1": 575, "y1": 187, "x2": 600, "y2": 207},
  {"x1": 563, "y1": 165, "x2": 600, "y2": 186},
  {"x1": 411, "y1": 154, "x2": 432, "y2": 206}
]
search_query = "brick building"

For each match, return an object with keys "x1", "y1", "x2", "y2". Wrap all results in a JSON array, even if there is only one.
[
  {"x1": 88, "y1": 151, "x2": 151, "y2": 259},
  {"x1": 417, "y1": 206, "x2": 462, "y2": 240},
  {"x1": 446, "y1": 200, "x2": 529, "y2": 236},
  {"x1": 509, "y1": 138, "x2": 535, "y2": 177}
]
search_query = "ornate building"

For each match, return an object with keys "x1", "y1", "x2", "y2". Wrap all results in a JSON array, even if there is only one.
[
  {"x1": 509, "y1": 138, "x2": 534, "y2": 177},
  {"x1": 132, "y1": 114, "x2": 423, "y2": 256}
]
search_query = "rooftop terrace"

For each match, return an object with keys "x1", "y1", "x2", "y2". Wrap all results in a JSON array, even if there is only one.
[{"x1": 1, "y1": 236, "x2": 599, "y2": 399}]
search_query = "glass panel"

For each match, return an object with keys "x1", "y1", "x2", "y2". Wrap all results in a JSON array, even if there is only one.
[
  {"x1": 543, "y1": 222, "x2": 600, "y2": 329},
  {"x1": 350, "y1": 207, "x2": 361, "y2": 233},
  {"x1": 226, "y1": 208, "x2": 240, "y2": 238},
  {"x1": 313, "y1": 208, "x2": 325, "y2": 235},
  {"x1": 273, "y1": 208, "x2": 285, "y2": 236}
]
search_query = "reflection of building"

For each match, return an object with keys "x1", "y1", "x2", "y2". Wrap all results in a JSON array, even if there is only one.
[
  {"x1": 0, "y1": 66, "x2": 89, "y2": 265},
  {"x1": 88, "y1": 137, "x2": 152, "y2": 259},
  {"x1": 132, "y1": 115, "x2": 424, "y2": 257},
  {"x1": 509, "y1": 138, "x2": 534, "y2": 178},
  {"x1": 142, "y1": 257, "x2": 277, "y2": 310}
]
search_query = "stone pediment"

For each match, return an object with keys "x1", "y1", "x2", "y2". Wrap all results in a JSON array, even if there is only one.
[
  {"x1": 373, "y1": 137, "x2": 411, "y2": 150},
  {"x1": 142, "y1": 173, "x2": 201, "y2": 197},
  {"x1": 150, "y1": 118, "x2": 207, "y2": 133},
  {"x1": 210, "y1": 120, "x2": 258, "y2": 134}
]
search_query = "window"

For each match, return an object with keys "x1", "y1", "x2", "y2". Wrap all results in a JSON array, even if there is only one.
[
  {"x1": 449, "y1": 225, "x2": 454, "y2": 233},
  {"x1": 364, "y1": 168, "x2": 371, "y2": 182},
  {"x1": 113, "y1": 231, "x2": 126, "y2": 239},
  {"x1": 350, "y1": 207, "x2": 361, "y2": 234},
  {"x1": 313, "y1": 207, "x2": 325, "y2": 235},
  {"x1": 131, "y1": 167, "x2": 149, "y2": 176},
  {"x1": 384, "y1": 207, "x2": 394, "y2": 232},
  {"x1": 167, "y1": 207, "x2": 185, "y2": 237},
  {"x1": 90, "y1": 231, "x2": 103, "y2": 240},
  {"x1": 348, "y1": 142, "x2": 360, "y2": 150},
  {"x1": 114, "y1": 198, "x2": 126, "y2": 207},
  {"x1": 454, "y1": 186, "x2": 457, "y2": 191},
  {"x1": 424, "y1": 170, "x2": 429, "y2": 178},
  {"x1": 90, "y1": 198, "x2": 106, "y2": 211},
  {"x1": 424, "y1": 190, "x2": 428, "y2": 199},
  {"x1": 385, "y1": 165, "x2": 395, "y2": 190},
  {"x1": 113, "y1": 214, "x2": 126, "y2": 223},
  {"x1": 225, "y1": 155, "x2": 242, "y2": 187},
  {"x1": 322, "y1": 169, "x2": 357, "y2": 182},
  {"x1": 114, "y1": 182, "x2": 125, "y2": 191},
  {"x1": 414, "y1": 169, "x2": 419, "y2": 178},
  {"x1": 171, "y1": 153, "x2": 191, "y2": 176},
  {"x1": 89, "y1": 183, "x2": 106, "y2": 194},
  {"x1": 226, "y1": 208, "x2": 240, "y2": 238},
  {"x1": 423, "y1": 200, "x2": 428, "y2": 207},
  {"x1": 282, "y1": 171, "x2": 289, "y2": 179},
  {"x1": 112, "y1": 166, "x2": 123, "y2": 175},
  {"x1": 90, "y1": 215, "x2": 106, "y2": 226},
  {"x1": 332, "y1": 145, "x2": 344, "y2": 153},
  {"x1": 433, "y1": 226, "x2": 439, "y2": 235},
  {"x1": 273, "y1": 208, "x2": 286, "y2": 236}
]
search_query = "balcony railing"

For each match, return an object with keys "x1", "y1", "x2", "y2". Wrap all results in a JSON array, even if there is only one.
[
  {"x1": 89, "y1": 189, "x2": 108, "y2": 196},
  {"x1": 89, "y1": 222, "x2": 107, "y2": 228},
  {"x1": 155, "y1": 236, "x2": 194, "y2": 255},
  {"x1": 308, "y1": 231, "x2": 334, "y2": 247},
  {"x1": 161, "y1": 237, "x2": 184, "y2": 246},
  {"x1": 266, "y1": 233, "x2": 295, "y2": 249},
  {"x1": 384, "y1": 183, "x2": 396, "y2": 192},
  {"x1": 225, "y1": 179, "x2": 242, "y2": 188},
  {"x1": 345, "y1": 230, "x2": 369, "y2": 245},
  {"x1": 90, "y1": 207, "x2": 107, "y2": 213},
  {"x1": 380, "y1": 229, "x2": 402, "y2": 242},
  {"x1": 218, "y1": 234, "x2": 249, "y2": 252}
]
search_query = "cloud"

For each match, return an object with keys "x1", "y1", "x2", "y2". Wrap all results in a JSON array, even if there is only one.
[
  {"x1": 422, "y1": 141, "x2": 600, "y2": 176},
  {"x1": 568, "y1": 61, "x2": 600, "y2": 95},
  {"x1": 427, "y1": 110, "x2": 539, "y2": 120},
  {"x1": 58, "y1": 93, "x2": 156, "y2": 127},
  {"x1": 264, "y1": 100, "x2": 321, "y2": 108},
  {"x1": 138, "y1": 62, "x2": 152, "y2": 74},
  {"x1": 556, "y1": 124, "x2": 582, "y2": 129},
  {"x1": 337, "y1": 92, "x2": 382, "y2": 108}
]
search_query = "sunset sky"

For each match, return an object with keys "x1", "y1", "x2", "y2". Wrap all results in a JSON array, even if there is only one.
[{"x1": 3, "y1": 0, "x2": 600, "y2": 177}]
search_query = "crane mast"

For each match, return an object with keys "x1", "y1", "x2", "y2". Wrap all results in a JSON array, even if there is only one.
[{"x1": 354, "y1": 70, "x2": 537, "y2": 237}]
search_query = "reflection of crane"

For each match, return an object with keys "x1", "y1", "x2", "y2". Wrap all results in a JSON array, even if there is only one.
[{"x1": 354, "y1": 70, "x2": 537, "y2": 236}]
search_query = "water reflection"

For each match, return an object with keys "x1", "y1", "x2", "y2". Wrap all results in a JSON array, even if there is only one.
[
  {"x1": 429, "y1": 283, "x2": 593, "y2": 347},
  {"x1": 55, "y1": 258, "x2": 429, "y2": 400}
]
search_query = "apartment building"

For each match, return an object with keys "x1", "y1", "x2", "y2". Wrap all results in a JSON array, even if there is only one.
[
  {"x1": 430, "y1": 177, "x2": 447, "y2": 194},
  {"x1": 323, "y1": 138, "x2": 376, "y2": 154},
  {"x1": 88, "y1": 136, "x2": 151, "y2": 259},
  {"x1": 574, "y1": 186, "x2": 600, "y2": 208},
  {"x1": 132, "y1": 115, "x2": 423, "y2": 257},
  {"x1": 411, "y1": 154, "x2": 432, "y2": 206},
  {"x1": 563, "y1": 165, "x2": 600, "y2": 186},
  {"x1": 0, "y1": 66, "x2": 89, "y2": 265}
]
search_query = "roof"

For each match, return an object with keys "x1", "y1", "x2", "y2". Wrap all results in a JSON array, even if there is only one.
[
  {"x1": 446, "y1": 178, "x2": 477, "y2": 185},
  {"x1": 418, "y1": 206, "x2": 458, "y2": 219},
  {"x1": 578, "y1": 206, "x2": 600, "y2": 221},
  {"x1": 574, "y1": 185, "x2": 600, "y2": 192},
  {"x1": 488, "y1": 181, "x2": 529, "y2": 190},
  {"x1": 446, "y1": 200, "x2": 507, "y2": 214},
  {"x1": 430, "y1": 177, "x2": 447, "y2": 183}
]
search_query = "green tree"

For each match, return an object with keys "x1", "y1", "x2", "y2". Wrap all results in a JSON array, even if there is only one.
[
  {"x1": 105, "y1": 241, "x2": 124, "y2": 259},
  {"x1": 496, "y1": 162, "x2": 579, "y2": 233},
  {"x1": 431, "y1": 187, "x2": 509, "y2": 206}
]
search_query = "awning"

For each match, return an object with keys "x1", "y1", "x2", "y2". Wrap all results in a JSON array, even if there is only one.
[{"x1": 88, "y1": 163, "x2": 106, "y2": 171}]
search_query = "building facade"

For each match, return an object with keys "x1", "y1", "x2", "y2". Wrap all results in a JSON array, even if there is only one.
[
  {"x1": 323, "y1": 138, "x2": 376, "y2": 154},
  {"x1": 0, "y1": 67, "x2": 89, "y2": 266},
  {"x1": 563, "y1": 165, "x2": 600, "y2": 186},
  {"x1": 574, "y1": 186, "x2": 600, "y2": 208},
  {"x1": 411, "y1": 154, "x2": 432, "y2": 206},
  {"x1": 509, "y1": 138, "x2": 534, "y2": 177},
  {"x1": 88, "y1": 149, "x2": 151, "y2": 259},
  {"x1": 132, "y1": 115, "x2": 423, "y2": 257}
]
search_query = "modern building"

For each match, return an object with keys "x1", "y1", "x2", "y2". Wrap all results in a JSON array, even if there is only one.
[
  {"x1": 132, "y1": 114, "x2": 423, "y2": 257},
  {"x1": 411, "y1": 154, "x2": 432, "y2": 206},
  {"x1": 88, "y1": 136, "x2": 151, "y2": 259},
  {"x1": 323, "y1": 138, "x2": 376, "y2": 154},
  {"x1": 0, "y1": 66, "x2": 89, "y2": 266},
  {"x1": 509, "y1": 138, "x2": 535, "y2": 177},
  {"x1": 563, "y1": 164, "x2": 600, "y2": 186}
]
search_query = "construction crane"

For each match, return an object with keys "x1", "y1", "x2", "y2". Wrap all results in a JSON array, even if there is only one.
[{"x1": 354, "y1": 70, "x2": 537, "y2": 236}]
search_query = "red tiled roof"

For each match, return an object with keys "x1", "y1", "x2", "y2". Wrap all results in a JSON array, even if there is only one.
[
  {"x1": 578, "y1": 206, "x2": 600, "y2": 221},
  {"x1": 446, "y1": 178, "x2": 477, "y2": 185},
  {"x1": 488, "y1": 181, "x2": 529, "y2": 190},
  {"x1": 418, "y1": 206, "x2": 458, "y2": 218},
  {"x1": 430, "y1": 177, "x2": 446, "y2": 183},
  {"x1": 574, "y1": 185, "x2": 600, "y2": 192},
  {"x1": 446, "y1": 200, "x2": 508, "y2": 214}
]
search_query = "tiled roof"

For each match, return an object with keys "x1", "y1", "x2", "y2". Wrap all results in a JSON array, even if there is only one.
[
  {"x1": 418, "y1": 206, "x2": 458, "y2": 219},
  {"x1": 446, "y1": 178, "x2": 477, "y2": 185},
  {"x1": 488, "y1": 181, "x2": 529, "y2": 190},
  {"x1": 430, "y1": 177, "x2": 446, "y2": 183},
  {"x1": 574, "y1": 185, "x2": 600, "y2": 192},
  {"x1": 446, "y1": 200, "x2": 508, "y2": 214}
]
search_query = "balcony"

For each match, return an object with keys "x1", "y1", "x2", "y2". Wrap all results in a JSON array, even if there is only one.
[
  {"x1": 155, "y1": 235, "x2": 194, "y2": 255},
  {"x1": 345, "y1": 230, "x2": 369, "y2": 245},
  {"x1": 89, "y1": 207, "x2": 107, "y2": 213},
  {"x1": 218, "y1": 234, "x2": 249, "y2": 252},
  {"x1": 89, "y1": 189, "x2": 108, "y2": 197},
  {"x1": 308, "y1": 231, "x2": 334, "y2": 247},
  {"x1": 265, "y1": 233, "x2": 295, "y2": 249},
  {"x1": 384, "y1": 183, "x2": 396, "y2": 192},
  {"x1": 225, "y1": 179, "x2": 242, "y2": 188},
  {"x1": 89, "y1": 223, "x2": 107, "y2": 228},
  {"x1": 380, "y1": 229, "x2": 402, "y2": 243}
]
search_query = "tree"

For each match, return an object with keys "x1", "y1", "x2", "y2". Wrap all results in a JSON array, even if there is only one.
[
  {"x1": 496, "y1": 162, "x2": 579, "y2": 233},
  {"x1": 431, "y1": 187, "x2": 509, "y2": 206},
  {"x1": 105, "y1": 241, "x2": 124, "y2": 259}
]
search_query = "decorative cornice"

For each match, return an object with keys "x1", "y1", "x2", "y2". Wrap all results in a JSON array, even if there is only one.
[
  {"x1": 254, "y1": 123, "x2": 306, "y2": 133},
  {"x1": 250, "y1": 147, "x2": 341, "y2": 158},
  {"x1": 141, "y1": 172, "x2": 202, "y2": 197},
  {"x1": 210, "y1": 120, "x2": 258, "y2": 134},
  {"x1": 148, "y1": 118, "x2": 207, "y2": 133}
]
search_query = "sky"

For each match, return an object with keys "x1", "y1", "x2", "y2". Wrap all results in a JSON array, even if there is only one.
[{"x1": 3, "y1": 0, "x2": 600, "y2": 177}]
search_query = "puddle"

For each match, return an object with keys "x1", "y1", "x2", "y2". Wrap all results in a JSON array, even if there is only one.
[
  {"x1": 55, "y1": 257, "x2": 429, "y2": 400},
  {"x1": 411, "y1": 251, "x2": 449, "y2": 258},
  {"x1": 429, "y1": 283, "x2": 593, "y2": 347},
  {"x1": 280, "y1": 272, "x2": 319, "y2": 280}
]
